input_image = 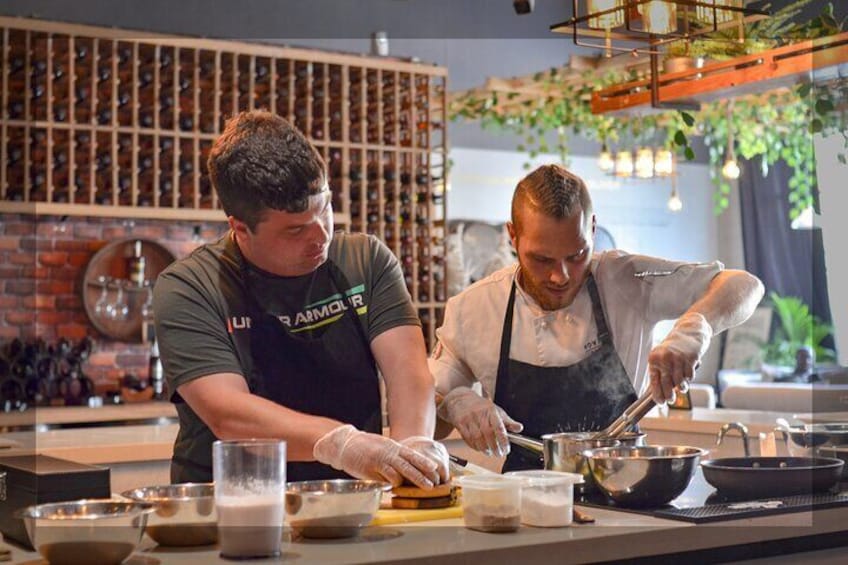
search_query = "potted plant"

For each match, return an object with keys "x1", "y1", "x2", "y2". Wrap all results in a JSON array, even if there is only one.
[{"x1": 761, "y1": 292, "x2": 836, "y2": 373}]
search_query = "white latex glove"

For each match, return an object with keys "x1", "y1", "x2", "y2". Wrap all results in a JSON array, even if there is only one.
[
  {"x1": 313, "y1": 424, "x2": 439, "y2": 488},
  {"x1": 437, "y1": 387, "x2": 523, "y2": 457},
  {"x1": 647, "y1": 312, "x2": 713, "y2": 404},
  {"x1": 399, "y1": 436, "x2": 450, "y2": 484}
]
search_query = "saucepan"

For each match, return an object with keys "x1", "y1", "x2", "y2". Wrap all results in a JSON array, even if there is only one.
[
  {"x1": 507, "y1": 431, "x2": 647, "y2": 492},
  {"x1": 701, "y1": 456, "x2": 844, "y2": 499}
]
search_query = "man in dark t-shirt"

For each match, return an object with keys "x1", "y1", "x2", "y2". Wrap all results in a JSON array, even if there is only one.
[{"x1": 154, "y1": 111, "x2": 448, "y2": 487}]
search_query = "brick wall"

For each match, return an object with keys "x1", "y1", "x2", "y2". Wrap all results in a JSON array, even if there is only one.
[{"x1": 0, "y1": 213, "x2": 228, "y2": 393}]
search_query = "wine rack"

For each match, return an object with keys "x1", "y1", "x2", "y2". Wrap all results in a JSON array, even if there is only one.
[{"x1": 0, "y1": 17, "x2": 448, "y2": 347}]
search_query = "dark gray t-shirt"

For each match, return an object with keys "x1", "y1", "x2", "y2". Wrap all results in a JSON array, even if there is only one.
[{"x1": 153, "y1": 231, "x2": 419, "y2": 476}]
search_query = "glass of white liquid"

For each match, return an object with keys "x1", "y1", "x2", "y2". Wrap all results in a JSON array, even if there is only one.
[{"x1": 213, "y1": 439, "x2": 286, "y2": 559}]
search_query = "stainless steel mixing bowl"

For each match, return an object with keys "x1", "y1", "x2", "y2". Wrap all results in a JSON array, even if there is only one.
[
  {"x1": 585, "y1": 445, "x2": 706, "y2": 507},
  {"x1": 285, "y1": 479, "x2": 390, "y2": 539},
  {"x1": 15, "y1": 499, "x2": 153, "y2": 565},
  {"x1": 121, "y1": 483, "x2": 217, "y2": 546}
]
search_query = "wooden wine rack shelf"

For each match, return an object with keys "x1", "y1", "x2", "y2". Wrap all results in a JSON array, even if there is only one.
[{"x1": 0, "y1": 16, "x2": 448, "y2": 347}]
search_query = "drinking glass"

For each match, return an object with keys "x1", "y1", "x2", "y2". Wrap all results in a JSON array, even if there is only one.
[
  {"x1": 213, "y1": 439, "x2": 286, "y2": 559},
  {"x1": 94, "y1": 276, "x2": 110, "y2": 318},
  {"x1": 107, "y1": 281, "x2": 129, "y2": 320}
]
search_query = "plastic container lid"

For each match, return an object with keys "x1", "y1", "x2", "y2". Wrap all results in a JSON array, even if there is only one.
[
  {"x1": 505, "y1": 470, "x2": 584, "y2": 487},
  {"x1": 456, "y1": 474, "x2": 523, "y2": 490}
]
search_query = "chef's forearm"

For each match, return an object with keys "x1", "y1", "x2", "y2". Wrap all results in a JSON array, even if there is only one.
[
  {"x1": 685, "y1": 269, "x2": 764, "y2": 334},
  {"x1": 371, "y1": 324, "x2": 437, "y2": 439},
  {"x1": 386, "y1": 372, "x2": 436, "y2": 439}
]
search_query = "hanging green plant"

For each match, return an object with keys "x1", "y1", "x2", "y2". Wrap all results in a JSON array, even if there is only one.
[{"x1": 448, "y1": 2, "x2": 847, "y2": 221}]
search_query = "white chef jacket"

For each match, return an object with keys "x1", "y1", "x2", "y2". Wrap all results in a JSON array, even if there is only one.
[{"x1": 430, "y1": 250, "x2": 723, "y2": 400}]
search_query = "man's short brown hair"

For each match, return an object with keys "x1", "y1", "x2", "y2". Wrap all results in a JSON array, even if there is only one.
[
  {"x1": 208, "y1": 110, "x2": 326, "y2": 231},
  {"x1": 511, "y1": 164, "x2": 593, "y2": 233}
]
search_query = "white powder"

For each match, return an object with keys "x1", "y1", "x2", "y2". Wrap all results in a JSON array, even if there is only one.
[
  {"x1": 216, "y1": 494, "x2": 284, "y2": 557},
  {"x1": 520, "y1": 489, "x2": 572, "y2": 527}
]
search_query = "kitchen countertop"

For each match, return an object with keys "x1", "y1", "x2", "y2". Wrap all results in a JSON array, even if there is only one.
[
  {"x1": 0, "y1": 401, "x2": 177, "y2": 430},
  {"x1": 3, "y1": 499, "x2": 847, "y2": 564},
  {"x1": 0, "y1": 423, "x2": 179, "y2": 465},
  {"x1": 3, "y1": 406, "x2": 846, "y2": 468},
  {"x1": 639, "y1": 406, "x2": 843, "y2": 436}
]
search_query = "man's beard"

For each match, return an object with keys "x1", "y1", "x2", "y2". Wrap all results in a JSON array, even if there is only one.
[{"x1": 517, "y1": 265, "x2": 583, "y2": 311}]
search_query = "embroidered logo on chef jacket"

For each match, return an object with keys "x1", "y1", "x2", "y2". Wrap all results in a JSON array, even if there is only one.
[
  {"x1": 227, "y1": 284, "x2": 368, "y2": 334},
  {"x1": 583, "y1": 337, "x2": 602, "y2": 353}
]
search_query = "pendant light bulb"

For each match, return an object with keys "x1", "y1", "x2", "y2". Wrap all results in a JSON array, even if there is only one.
[
  {"x1": 667, "y1": 184, "x2": 683, "y2": 212},
  {"x1": 722, "y1": 157, "x2": 741, "y2": 180},
  {"x1": 722, "y1": 102, "x2": 740, "y2": 180},
  {"x1": 598, "y1": 144, "x2": 615, "y2": 173},
  {"x1": 635, "y1": 147, "x2": 655, "y2": 179},
  {"x1": 654, "y1": 148, "x2": 674, "y2": 177},
  {"x1": 615, "y1": 150, "x2": 634, "y2": 177}
]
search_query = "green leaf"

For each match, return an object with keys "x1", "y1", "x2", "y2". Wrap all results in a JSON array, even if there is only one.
[
  {"x1": 798, "y1": 82, "x2": 813, "y2": 99},
  {"x1": 815, "y1": 98, "x2": 835, "y2": 115},
  {"x1": 810, "y1": 119, "x2": 824, "y2": 133},
  {"x1": 674, "y1": 130, "x2": 688, "y2": 146},
  {"x1": 685, "y1": 146, "x2": 696, "y2": 161},
  {"x1": 681, "y1": 111, "x2": 696, "y2": 127}
]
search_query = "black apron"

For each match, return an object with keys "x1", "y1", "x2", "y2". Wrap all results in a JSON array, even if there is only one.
[
  {"x1": 172, "y1": 243, "x2": 382, "y2": 483},
  {"x1": 494, "y1": 273, "x2": 637, "y2": 472}
]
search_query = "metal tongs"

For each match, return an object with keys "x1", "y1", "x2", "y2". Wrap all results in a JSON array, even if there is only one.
[{"x1": 592, "y1": 380, "x2": 690, "y2": 440}]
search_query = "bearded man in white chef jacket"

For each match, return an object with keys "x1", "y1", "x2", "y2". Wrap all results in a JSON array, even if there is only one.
[{"x1": 431, "y1": 164, "x2": 764, "y2": 472}]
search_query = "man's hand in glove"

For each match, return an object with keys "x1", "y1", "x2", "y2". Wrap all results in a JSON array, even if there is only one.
[
  {"x1": 313, "y1": 425, "x2": 439, "y2": 488},
  {"x1": 437, "y1": 387, "x2": 523, "y2": 457},
  {"x1": 648, "y1": 312, "x2": 713, "y2": 404},
  {"x1": 399, "y1": 436, "x2": 450, "y2": 484}
]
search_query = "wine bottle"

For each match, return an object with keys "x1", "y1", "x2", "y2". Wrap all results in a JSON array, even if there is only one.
[{"x1": 127, "y1": 240, "x2": 146, "y2": 287}]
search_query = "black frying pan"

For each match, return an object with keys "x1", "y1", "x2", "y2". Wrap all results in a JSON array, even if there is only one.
[{"x1": 701, "y1": 457, "x2": 844, "y2": 499}]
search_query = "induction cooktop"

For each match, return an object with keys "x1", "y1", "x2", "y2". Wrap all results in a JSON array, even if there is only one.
[{"x1": 576, "y1": 468, "x2": 848, "y2": 523}]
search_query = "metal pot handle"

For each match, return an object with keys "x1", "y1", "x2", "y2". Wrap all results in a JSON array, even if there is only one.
[
  {"x1": 773, "y1": 427, "x2": 790, "y2": 450},
  {"x1": 506, "y1": 433, "x2": 544, "y2": 454}
]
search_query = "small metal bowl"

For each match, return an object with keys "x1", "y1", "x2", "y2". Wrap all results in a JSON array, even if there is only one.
[
  {"x1": 15, "y1": 499, "x2": 153, "y2": 565},
  {"x1": 285, "y1": 479, "x2": 391, "y2": 539},
  {"x1": 585, "y1": 445, "x2": 706, "y2": 507},
  {"x1": 121, "y1": 483, "x2": 217, "y2": 546}
]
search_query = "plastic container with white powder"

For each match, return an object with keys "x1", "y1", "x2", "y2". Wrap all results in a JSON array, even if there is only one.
[{"x1": 505, "y1": 470, "x2": 583, "y2": 527}]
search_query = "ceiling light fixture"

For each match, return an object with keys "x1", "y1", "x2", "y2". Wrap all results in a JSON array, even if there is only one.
[{"x1": 551, "y1": 1, "x2": 768, "y2": 109}]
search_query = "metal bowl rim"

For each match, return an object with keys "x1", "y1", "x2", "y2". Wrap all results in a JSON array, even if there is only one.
[
  {"x1": 286, "y1": 479, "x2": 392, "y2": 495},
  {"x1": 14, "y1": 499, "x2": 155, "y2": 520},
  {"x1": 583, "y1": 445, "x2": 707, "y2": 460},
  {"x1": 121, "y1": 482, "x2": 215, "y2": 502}
]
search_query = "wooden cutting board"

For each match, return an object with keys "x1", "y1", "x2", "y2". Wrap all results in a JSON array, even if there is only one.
[{"x1": 370, "y1": 505, "x2": 463, "y2": 526}]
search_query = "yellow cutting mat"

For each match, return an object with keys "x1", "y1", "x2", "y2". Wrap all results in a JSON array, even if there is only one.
[{"x1": 370, "y1": 505, "x2": 463, "y2": 526}]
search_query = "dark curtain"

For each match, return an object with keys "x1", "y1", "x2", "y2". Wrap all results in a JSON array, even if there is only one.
[{"x1": 738, "y1": 157, "x2": 834, "y2": 332}]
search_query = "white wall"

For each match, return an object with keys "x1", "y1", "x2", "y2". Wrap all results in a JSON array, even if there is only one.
[{"x1": 814, "y1": 133, "x2": 848, "y2": 365}]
